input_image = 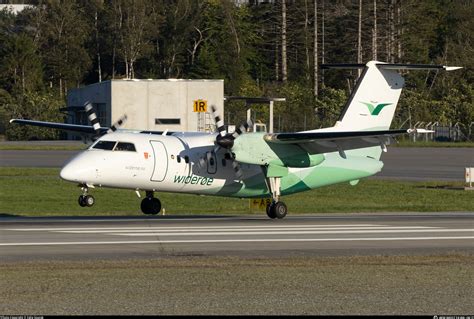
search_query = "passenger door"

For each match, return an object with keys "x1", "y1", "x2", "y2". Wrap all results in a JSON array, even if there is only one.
[{"x1": 150, "y1": 140, "x2": 168, "y2": 182}]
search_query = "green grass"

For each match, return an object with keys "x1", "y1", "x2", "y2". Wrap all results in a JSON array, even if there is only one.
[
  {"x1": 1, "y1": 254, "x2": 472, "y2": 315},
  {"x1": 1, "y1": 167, "x2": 472, "y2": 216}
]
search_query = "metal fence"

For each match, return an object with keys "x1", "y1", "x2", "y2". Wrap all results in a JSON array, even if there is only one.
[{"x1": 410, "y1": 121, "x2": 474, "y2": 142}]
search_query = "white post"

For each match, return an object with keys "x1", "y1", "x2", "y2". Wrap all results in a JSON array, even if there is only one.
[
  {"x1": 269, "y1": 100, "x2": 274, "y2": 133},
  {"x1": 247, "y1": 108, "x2": 251, "y2": 132}
]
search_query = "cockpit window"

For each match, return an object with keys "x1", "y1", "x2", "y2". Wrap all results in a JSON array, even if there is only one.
[
  {"x1": 114, "y1": 142, "x2": 136, "y2": 152},
  {"x1": 92, "y1": 141, "x2": 116, "y2": 150}
]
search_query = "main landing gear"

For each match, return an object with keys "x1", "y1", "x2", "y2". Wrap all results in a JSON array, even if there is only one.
[
  {"x1": 140, "y1": 191, "x2": 161, "y2": 215},
  {"x1": 265, "y1": 176, "x2": 288, "y2": 219},
  {"x1": 78, "y1": 186, "x2": 95, "y2": 207}
]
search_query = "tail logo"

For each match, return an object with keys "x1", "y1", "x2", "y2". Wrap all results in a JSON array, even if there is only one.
[{"x1": 361, "y1": 102, "x2": 393, "y2": 116}]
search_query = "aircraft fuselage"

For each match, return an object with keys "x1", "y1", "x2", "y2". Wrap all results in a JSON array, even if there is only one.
[{"x1": 60, "y1": 131, "x2": 384, "y2": 198}]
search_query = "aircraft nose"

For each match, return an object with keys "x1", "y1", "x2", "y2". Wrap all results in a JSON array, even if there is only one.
[
  {"x1": 60, "y1": 157, "x2": 95, "y2": 183},
  {"x1": 59, "y1": 163, "x2": 77, "y2": 182}
]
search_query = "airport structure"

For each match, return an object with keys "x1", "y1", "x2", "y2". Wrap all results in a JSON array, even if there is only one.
[{"x1": 65, "y1": 79, "x2": 224, "y2": 138}]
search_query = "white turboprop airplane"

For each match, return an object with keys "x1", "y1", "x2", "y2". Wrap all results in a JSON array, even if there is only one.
[{"x1": 10, "y1": 61, "x2": 461, "y2": 219}]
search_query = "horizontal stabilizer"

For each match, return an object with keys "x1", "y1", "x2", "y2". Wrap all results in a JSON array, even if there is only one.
[{"x1": 321, "y1": 63, "x2": 462, "y2": 71}]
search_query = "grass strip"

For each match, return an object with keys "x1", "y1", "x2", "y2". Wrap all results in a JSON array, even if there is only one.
[
  {"x1": 0, "y1": 167, "x2": 472, "y2": 216},
  {"x1": 1, "y1": 254, "x2": 472, "y2": 315}
]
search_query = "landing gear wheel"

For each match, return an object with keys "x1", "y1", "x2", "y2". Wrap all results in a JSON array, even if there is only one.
[
  {"x1": 84, "y1": 195, "x2": 95, "y2": 207},
  {"x1": 78, "y1": 195, "x2": 95, "y2": 207},
  {"x1": 273, "y1": 201, "x2": 288, "y2": 219},
  {"x1": 266, "y1": 202, "x2": 277, "y2": 219},
  {"x1": 141, "y1": 197, "x2": 161, "y2": 215},
  {"x1": 78, "y1": 195, "x2": 87, "y2": 207}
]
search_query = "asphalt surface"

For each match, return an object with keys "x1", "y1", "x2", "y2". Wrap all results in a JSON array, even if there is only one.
[
  {"x1": 1, "y1": 147, "x2": 472, "y2": 180},
  {"x1": 377, "y1": 147, "x2": 473, "y2": 181},
  {"x1": 1, "y1": 212, "x2": 472, "y2": 262}
]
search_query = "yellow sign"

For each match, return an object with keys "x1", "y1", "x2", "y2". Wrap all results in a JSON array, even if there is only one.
[
  {"x1": 249, "y1": 198, "x2": 272, "y2": 211},
  {"x1": 193, "y1": 99, "x2": 207, "y2": 112}
]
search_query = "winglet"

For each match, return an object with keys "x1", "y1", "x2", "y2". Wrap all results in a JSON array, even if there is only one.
[
  {"x1": 444, "y1": 66, "x2": 463, "y2": 71},
  {"x1": 407, "y1": 128, "x2": 435, "y2": 134}
]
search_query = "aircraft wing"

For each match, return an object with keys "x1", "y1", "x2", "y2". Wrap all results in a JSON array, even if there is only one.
[
  {"x1": 263, "y1": 129, "x2": 426, "y2": 155},
  {"x1": 9, "y1": 119, "x2": 109, "y2": 135}
]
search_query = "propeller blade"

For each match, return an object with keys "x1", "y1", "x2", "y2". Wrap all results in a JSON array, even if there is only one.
[
  {"x1": 232, "y1": 119, "x2": 253, "y2": 139},
  {"x1": 198, "y1": 156, "x2": 206, "y2": 170},
  {"x1": 232, "y1": 160, "x2": 243, "y2": 179},
  {"x1": 84, "y1": 102, "x2": 101, "y2": 135},
  {"x1": 107, "y1": 114, "x2": 128, "y2": 133},
  {"x1": 211, "y1": 105, "x2": 226, "y2": 137}
]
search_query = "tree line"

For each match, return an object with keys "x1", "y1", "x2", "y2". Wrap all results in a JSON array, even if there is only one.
[{"x1": 0, "y1": 0, "x2": 472, "y2": 140}]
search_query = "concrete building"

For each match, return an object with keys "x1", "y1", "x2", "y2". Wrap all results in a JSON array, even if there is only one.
[
  {"x1": 65, "y1": 79, "x2": 224, "y2": 137},
  {"x1": 0, "y1": 4, "x2": 34, "y2": 15}
]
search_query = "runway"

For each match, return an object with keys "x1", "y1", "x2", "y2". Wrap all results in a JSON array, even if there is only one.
[
  {"x1": 1, "y1": 147, "x2": 472, "y2": 180},
  {"x1": 1, "y1": 212, "x2": 473, "y2": 261}
]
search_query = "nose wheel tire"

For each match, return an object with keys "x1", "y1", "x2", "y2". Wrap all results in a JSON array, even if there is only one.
[
  {"x1": 78, "y1": 195, "x2": 95, "y2": 207},
  {"x1": 141, "y1": 197, "x2": 161, "y2": 215},
  {"x1": 266, "y1": 201, "x2": 288, "y2": 219}
]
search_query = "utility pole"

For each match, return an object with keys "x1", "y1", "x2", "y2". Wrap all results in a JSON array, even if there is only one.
[
  {"x1": 314, "y1": 0, "x2": 318, "y2": 96},
  {"x1": 357, "y1": 0, "x2": 363, "y2": 77},
  {"x1": 282, "y1": 0, "x2": 288, "y2": 82},
  {"x1": 321, "y1": 0, "x2": 325, "y2": 87},
  {"x1": 372, "y1": 0, "x2": 377, "y2": 60}
]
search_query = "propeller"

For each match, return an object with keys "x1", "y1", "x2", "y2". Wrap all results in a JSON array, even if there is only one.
[
  {"x1": 199, "y1": 105, "x2": 252, "y2": 179},
  {"x1": 84, "y1": 101, "x2": 127, "y2": 139}
]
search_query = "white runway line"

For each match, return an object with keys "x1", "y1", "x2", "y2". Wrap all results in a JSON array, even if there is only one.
[
  {"x1": 1, "y1": 236, "x2": 473, "y2": 246},
  {"x1": 114, "y1": 228, "x2": 474, "y2": 236},
  {"x1": 56, "y1": 226, "x2": 439, "y2": 234},
  {"x1": 6, "y1": 224, "x2": 381, "y2": 231}
]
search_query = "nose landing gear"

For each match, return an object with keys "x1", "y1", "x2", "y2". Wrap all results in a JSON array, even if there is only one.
[
  {"x1": 78, "y1": 186, "x2": 95, "y2": 207},
  {"x1": 141, "y1": 191, "x2": 161, "y2": 215}
]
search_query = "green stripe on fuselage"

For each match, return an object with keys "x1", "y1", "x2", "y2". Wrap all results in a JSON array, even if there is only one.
[{"x1": 201, "y1": 148, "x2": 384, "y2": 198}]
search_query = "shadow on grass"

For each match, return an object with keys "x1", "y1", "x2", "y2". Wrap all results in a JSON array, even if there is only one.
[
  {"x1": 414, "y1": 185, "x2": 466, "y2": 190},
  {"x1": 0, "y1": 213, "x2": 20, "y2": 218}
]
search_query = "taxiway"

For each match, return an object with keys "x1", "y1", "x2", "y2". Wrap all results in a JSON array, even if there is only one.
[{"x1": 1, "y1": 147, "x2": 472, "y2": 180}]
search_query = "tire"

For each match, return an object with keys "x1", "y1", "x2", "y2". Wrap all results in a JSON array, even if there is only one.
[
  {"x1": 273, "y1": 201, "x2": 288, "y2": 219},
  {"x1": 141, "y1": 197, "x2": 152, "y2": 214},
  {"x1": 84, "y1": 195, "x2": 95, "y2": 207},
  {"x1": 149, "y1": 197, "x2": 161, "y2": 215},
  {"x1": 78, "y1": 195, "x2": 87, "y2": 207},
  {"x1": 141, "y1": 197, "x2": 161, "y2": 215},
  {"x1": 266, "y1": 202, "x2": 277, "y2": 219}
]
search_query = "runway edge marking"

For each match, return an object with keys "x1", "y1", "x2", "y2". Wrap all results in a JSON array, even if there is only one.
[{"x1": 1, "y1": 236, "x2": 474, "y2": 246}]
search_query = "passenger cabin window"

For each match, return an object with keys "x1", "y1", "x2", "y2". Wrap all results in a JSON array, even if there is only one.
[
  {"x1": 93, "y1": 141, "x2": 116, "y2": 150},
  {"x1": 114, "y1": 142, "x2": 136, "y2": 152}
]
